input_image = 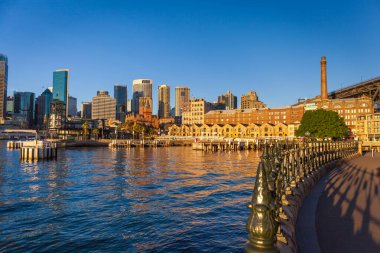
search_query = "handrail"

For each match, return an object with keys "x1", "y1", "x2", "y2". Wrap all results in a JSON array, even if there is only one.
[{"x1": 245, "y1": 141, "x2": 358, "y2": 252}]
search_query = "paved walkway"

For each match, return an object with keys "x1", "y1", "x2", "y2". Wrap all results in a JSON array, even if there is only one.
[{"x1": 298, "y1": 153, "x2": 380, "y2": 253}]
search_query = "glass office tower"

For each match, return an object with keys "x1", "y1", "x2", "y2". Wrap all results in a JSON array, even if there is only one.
[
  {"x1": 53, "y1": 69, "x2": 69, "y2": 116},
  {"x1": 114, "y1": 84, "x2": 127, "y2": 121}
]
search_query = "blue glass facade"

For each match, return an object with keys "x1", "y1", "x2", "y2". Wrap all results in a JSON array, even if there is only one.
[
  {"x1": 114, "y1": 85, "x2": 127, "y2": 113},
  {"x1": 53, "y1": 70, "x2": 68, "y2": 115},
  {"x1": 14, "y1": 91, "x2": 35, "y2": 128},
  {"x1": 35, "y1": 88, "x2": 52, "y2": 128}
]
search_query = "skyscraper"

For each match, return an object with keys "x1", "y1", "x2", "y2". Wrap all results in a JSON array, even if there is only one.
[
  {"x1": 35, "y1": 88, "x2": 53, "y2": 129},
  {"x1": 0, "y1": 54, "x2": 8, "y2": 123},
  {"x1": 218, "y1": 91, "x2": 237, "y2": 110},
  {"x1": 175, "y1": 86, "x2": 190, "y2": 116},
  {"x1": 158, "y1": 84, "x2": 170, "y2": 118},
  {"x1": 53, "y1": 69, "x2": 69, "y2": 117},
  {"x1": 92, "y1": 90, "x2": 116, "y2": 120},
  {"x1": 13, "y1": 91, "x2": 35, "y2": 128},
  {"x1": 81, "y1": 102, "x2": 92, "y2": 119},
  {"x1": 114, "y1": 84, "x2": 127, "y2": 121},
  {"x1": 68, "y1": 95, "x2": 77, "y2": 117},
  {"x1": 6, "y1": 96, "x2": 13, "y2": 117},
  {"x1": 132, "y1": 79, "x2": 152, "y2": 114}
]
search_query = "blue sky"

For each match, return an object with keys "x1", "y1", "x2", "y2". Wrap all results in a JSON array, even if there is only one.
[{"x1": 1, "y1": 0, "x2": 379, "y2": 113}]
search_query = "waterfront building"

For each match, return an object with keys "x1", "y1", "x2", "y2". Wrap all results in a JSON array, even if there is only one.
[
  {"x1": 52, "y1": 69, "x2": 69, "y2": 117},
  {"x1": 132, "y1": 79, "x2": 152, "y2": 114},
  {"x1": 168, "y1": 122, "x2": 299, "y2": 138},
  {"x1": 158, "y1": 84, "x2": 170, "y2": 118},
  {"x1": 81, "y1": 102, "x2": 92, "y2": 119},
  {"x1": 304, "y1": 96, "x2": 374, "y2": 135},
  {"x1": 35, "y1": 88, "x2": 53, "y2": 129},
  {"x1": 92, "y1": 90, "x2": 116, "y2": 121},
  {"x1": 175, "y1": 86, "x2": 190, "y2": 116},
  {"x1": 356, "y1": 113, "x2": 380, "y2": 141},
  {"x1": 0, "y1": 54, "x2": 8, "y2": 123},
  {"x1": 182, "y1": 98, "x2": 214, "y2": 125},
  {"x1": 13, "y1": 91, "x2": 35, "y2": 128},
  {"x1": 6, "y1": 96, "x2": 13, "y2": 117},
  {"x1": 68, "y1": 95, "x2": 77, "y2": 117},
  {"x1": 218, "y1": 91, "x2": 237, "y2": 110},
  {"x1": 114, "y1": 84, "x2": 127, "y2": 121},
  {"x1": 241, "y1": 91, "x2": 266, "y2": 109},
  {"x1": 205, "y1": 105, "x2": 304, "y2": 125}
]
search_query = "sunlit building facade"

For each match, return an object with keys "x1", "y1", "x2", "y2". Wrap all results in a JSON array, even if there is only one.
[
  {"x1": 0, "y1": 54, "x2": 8, "y2": 123},
  {"x1": 132, "y1": 79, "x2": 152, "y2": 114},
  {"x1": 92, "y1": 90, "x2": 116, "y2": 120},
  {"x1": 158, "y1": 84, "x2": 170, "y2": 118},
  {"x1": 175, "y1": 86, "x2": 190, "y2": 116}
]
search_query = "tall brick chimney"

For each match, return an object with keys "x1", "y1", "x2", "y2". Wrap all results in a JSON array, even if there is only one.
[{"x1": 321, "y1": 56, "x2": 328, "y2": 99}]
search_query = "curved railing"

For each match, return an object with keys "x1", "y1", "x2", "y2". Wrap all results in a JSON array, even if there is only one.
[{"x1": 245, "y1": 141, "x2": 358, "y2": 253}]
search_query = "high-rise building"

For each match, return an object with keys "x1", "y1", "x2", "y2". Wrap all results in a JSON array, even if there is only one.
[
  {"x1": 241, "y1": 91, "x2": 266, "y2": 109},
  {"x1": 132, "y1": 79, "x2": 152, "y2": 114},
  {"x1": 81, "y1": 102, "x2": 92, "y2": 119},
  {"x1": 182, "y1": 98, "x2": 213, "y2": 125},
  {"x1": 35, "y1": 88, "x2": 53, "y2": 129},
  {"x1": 114, "y1": 84, "x2": 127, "y2": 121},
  {"x1": 126, "y1": 99, "x2": 132, "y2": 113},
  {"x1": 175, "y1": 86, "x2": 190, "y2": 116},
  {"x1": 158, "y1": 84, "x2": 170, "y2": 118},
  {"x1": 218, "y1": 91, "x2": 237, "y2": 110},
  {"x1": 0, "y1": 54, "x2": 8, "y2": 123},
  {"x1": 52, "y1": 69, "x2": 69, "y2": 117},
  {"x1": 68, "y1": 95, "x2": 77, "y2": 117},
  {"x1": 92, "y1": 90, "x2": 116, "y2": 120},
  {"x1": 13, "y1": 91, "x2": 35, "y2": 128},
  {"x1": 114, "y1": 84, "x2": 127, "y2": 112},
  {"x1": 6, "y1": 96, "x2": 13, "y2": 117}
]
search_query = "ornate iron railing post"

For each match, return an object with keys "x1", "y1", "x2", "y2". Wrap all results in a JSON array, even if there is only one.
[{"x1": 246, "y1": 161, "x2": 278, "y2": 253}]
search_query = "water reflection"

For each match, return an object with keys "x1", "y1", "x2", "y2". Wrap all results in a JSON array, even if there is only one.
[{"x1": 0, "y1": 142, "x2": 260, "y2": 252}]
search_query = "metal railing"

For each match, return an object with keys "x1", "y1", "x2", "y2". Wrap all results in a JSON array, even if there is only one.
[{"x1": 245, "y1": 141, "x2": 358, "y2": 252}]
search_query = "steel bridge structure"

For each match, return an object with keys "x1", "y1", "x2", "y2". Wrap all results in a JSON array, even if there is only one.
[{"x1": 329, "y1": 76, "x2": 380, "y2": 109}]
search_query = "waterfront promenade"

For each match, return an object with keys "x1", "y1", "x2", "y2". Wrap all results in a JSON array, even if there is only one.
[{"x1": 298, "y1": 153, "x2": 380, "y2": 253}]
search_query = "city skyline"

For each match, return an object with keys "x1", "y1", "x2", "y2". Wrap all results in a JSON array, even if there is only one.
[{"x1": 1, "y1": 0, "x2": 380, "y2": 113}]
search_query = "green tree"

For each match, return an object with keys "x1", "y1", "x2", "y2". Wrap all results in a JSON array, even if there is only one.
[{"x1": 296, "y1": 109, "x2": 349, "y2": 140}]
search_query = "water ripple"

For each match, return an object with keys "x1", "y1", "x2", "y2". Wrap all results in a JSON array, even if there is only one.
[{"x1": 0, "y1": 142, "x2": 259, "y2": 252}]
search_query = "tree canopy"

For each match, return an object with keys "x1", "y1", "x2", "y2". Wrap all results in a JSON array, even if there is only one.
[{"x1": 296, "y1": 109, "x2": 349, "y2": 140}]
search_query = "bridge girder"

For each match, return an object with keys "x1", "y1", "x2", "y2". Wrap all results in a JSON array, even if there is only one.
[{"x1": 329, "y1": 77, "x2": 380, "y2": 107}]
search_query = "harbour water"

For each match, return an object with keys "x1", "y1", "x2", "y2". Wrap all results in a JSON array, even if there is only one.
[{"x1": 0, "y1": 140, "x2": 260, "y2": 252}]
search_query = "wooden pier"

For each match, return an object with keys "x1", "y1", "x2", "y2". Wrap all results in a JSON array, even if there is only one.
[
  {"x1": 109, "y1": 139, "x2": 173, "y2": 148},
  {"x1": 6, "y1": 140, "x2": 24, "y2": 149},
  {"x1": 192, "y1": 139, "x2": 261, "y2": 151},
  {"x1": 19, "y1": 141, "x2": 58, "y2": 162}
]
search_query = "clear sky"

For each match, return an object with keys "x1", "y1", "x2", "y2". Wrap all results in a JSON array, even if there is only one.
[{"x1": 1, "y1": 0, "x2": 379, "y2": 113}]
